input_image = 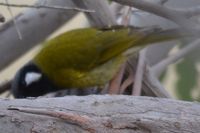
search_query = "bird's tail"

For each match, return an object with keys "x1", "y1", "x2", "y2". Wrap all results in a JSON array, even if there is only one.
[
  {"x1": 98, "y1": 26, "x2": 192, "y2": 64},
  {"x1": 135, "y1": 27, "x2": 190, "y2": 46}
]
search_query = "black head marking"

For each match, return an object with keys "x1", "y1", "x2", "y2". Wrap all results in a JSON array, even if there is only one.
[{"x1": 11, "y1": 62, "x2": 59, "y2": 98}]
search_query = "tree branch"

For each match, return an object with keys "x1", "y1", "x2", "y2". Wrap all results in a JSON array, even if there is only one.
[
  {"x1": 174, "y1": 6, "x2": 200, "y2": 18},
  {"x1": 112, "y1": 0, "x2": 199, "y2": 32},
  {"x1": 152, "y1": 38, "x2": 200, "y2": 77},
  {"x1": 73, "y1": 0, "x2": 116, "y2": 26},
  {"x1": 0, "y1": 2, "x2": 95, "y2": 13},
  {"x1": 132, "y1": 49, "x2": 147, "y2": 96},
  {"x1": 0, "y1": 95, "x2": 199, "y2": 132},
  {"x1": 5, "y1": 0, "x2": 22, "y2": 39},
  {"x1": 0, "y1": 80, "x2": 11, "y2": 94},
  {"x1": 144, "y1": 65, "x2": 172, "y2": 98}
]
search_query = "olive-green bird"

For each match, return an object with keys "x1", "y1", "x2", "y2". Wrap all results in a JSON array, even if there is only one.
[{"x1": 11, "y1": 26, "x2": 184, "y2": 98}]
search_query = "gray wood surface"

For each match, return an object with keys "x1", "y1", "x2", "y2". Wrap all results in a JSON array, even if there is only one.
[{"x1": 0, "y1": 95, "x2": 199, "y2": 133}]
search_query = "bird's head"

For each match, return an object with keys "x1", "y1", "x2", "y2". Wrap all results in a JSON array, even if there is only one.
[{"x1": 11, "y1": 63, "x2": 58, "y2": 98}]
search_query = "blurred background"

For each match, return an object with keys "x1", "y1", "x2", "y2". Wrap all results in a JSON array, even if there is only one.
[{"x1": 0, "y1": 0, "x2": 200, "y2": 101}]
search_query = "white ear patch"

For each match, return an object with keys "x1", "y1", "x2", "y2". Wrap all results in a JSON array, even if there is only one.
[{"x1": 25, "y1": 72, "x2": 42, "y2": 86}]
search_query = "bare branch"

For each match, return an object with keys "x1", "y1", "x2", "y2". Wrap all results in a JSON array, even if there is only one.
[
  {"x1": 73, "y1": 0, "x2": 116, "y2": 26},
  {"x1": 119, "y1": 74, "x2": 134, "y2": 94},
  {"x1": 108, "y1": 64, "x2": 126, "y2": 94},
  {"x1": 0, "y1": 0, "x2": 77, "y2": 70},
  {"x1": 0, "y1": 80, "x2": 11, "y2": 94},
  {"x1": 0, "y1": 2, "x2": 95, "y2": 13},
  {"x1": 0, "y1": 96, "x2": 200, "y2": 132},
  {"x1": 144, "y1": 66, "x2": 172, "y2": 98},
  {"x1": 8, "y1": 106, "x2": 94, "y2": 132},
  {"x1": 159, "y1": 0, "x2": 169, "y2": 5},
  {"x1": 132, "y1": 48, "x2": 147, "y2": 96},
  {"x1": 5, "y1": 0, "x2": 22, "y2": 39},
  {"x1": 121, "y1": 6, "x2": 132, "y2": 25},
  {"x1": 125, "y1": 57, "x2": 170, "y2": 98},
  {"x1": 112, "y1": 0, "x2": 199, "y2": 32},
  {"x1": 152, "y1": 39, "x2": 200, "y2": 77},
  {"x1": 175, "y1": 6, "x2": 200, "y2": 18}
]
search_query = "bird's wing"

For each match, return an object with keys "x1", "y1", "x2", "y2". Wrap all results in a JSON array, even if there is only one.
[{"x1": 34, "y1": 26, "x2": 181, "y2": 72}]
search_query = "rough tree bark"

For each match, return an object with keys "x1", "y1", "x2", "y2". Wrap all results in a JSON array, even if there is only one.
[{"x1": 0, "y1": 95, "x2": 200, "y2": 133}]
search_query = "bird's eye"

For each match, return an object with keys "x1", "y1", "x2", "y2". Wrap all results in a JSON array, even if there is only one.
[{"x1": 25, "y1": 72, "x2": 42, "y2": 86}]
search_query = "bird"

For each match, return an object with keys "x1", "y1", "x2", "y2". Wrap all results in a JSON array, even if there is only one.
[{"x1": 11, "y1": 25, "x2": 185, "y2": 98}]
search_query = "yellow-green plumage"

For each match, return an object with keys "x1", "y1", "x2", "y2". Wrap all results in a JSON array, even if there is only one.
[{"x1": 34, "y1": 26, "x2": 181, "y2": 88}]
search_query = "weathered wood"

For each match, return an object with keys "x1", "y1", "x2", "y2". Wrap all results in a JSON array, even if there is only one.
[{"x1": 0, "y1": 95, "x2": 200, "y2": 133}]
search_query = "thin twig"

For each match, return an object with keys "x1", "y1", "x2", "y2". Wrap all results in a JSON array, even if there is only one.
[
  {"x1": 113, "y1": 0, "x2": 199, "y2": 32},
  {"x1": 159, "y1": 0, "x2": 169, "y2": 5},
  {"x1": 144, "y1": 65, "x2": 172, "y2": 98},
  {"x1": 175, "y1": 6, "x2": 200, "y2": 18},
  {"x1": 119, "y1": 74, "x2": 134, "y2": 94},
  {"x1": 115, "y1": 4, "x2": 133, "y2": 94},
  {"x1": 7, "y1": 106, "x2": 95, "y2": 132},
  {"x1": 73, "y1": 0, "x2": 116, "y2": 26},
  {"x1": 121, "y1": 55, "x2": 172, "y2": 98},
  {"x1": 108, "y1": 63, "x2": 126, "y2": 94},
  {"x1": 5, "y1": 0, "x2": 22, "y2": 40},
  {"x1": 152, "y1": 39, "x2": 200, "y2": 77},
  {"x1": 132, "y1": 48, "x2": 147, "y2": 96},
  {"x1": 121, "y1": 6, "x2": 132, "y2": 25},
  {"x1": 0, "y1": 2, "x2": 95, "y2": 13}
]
